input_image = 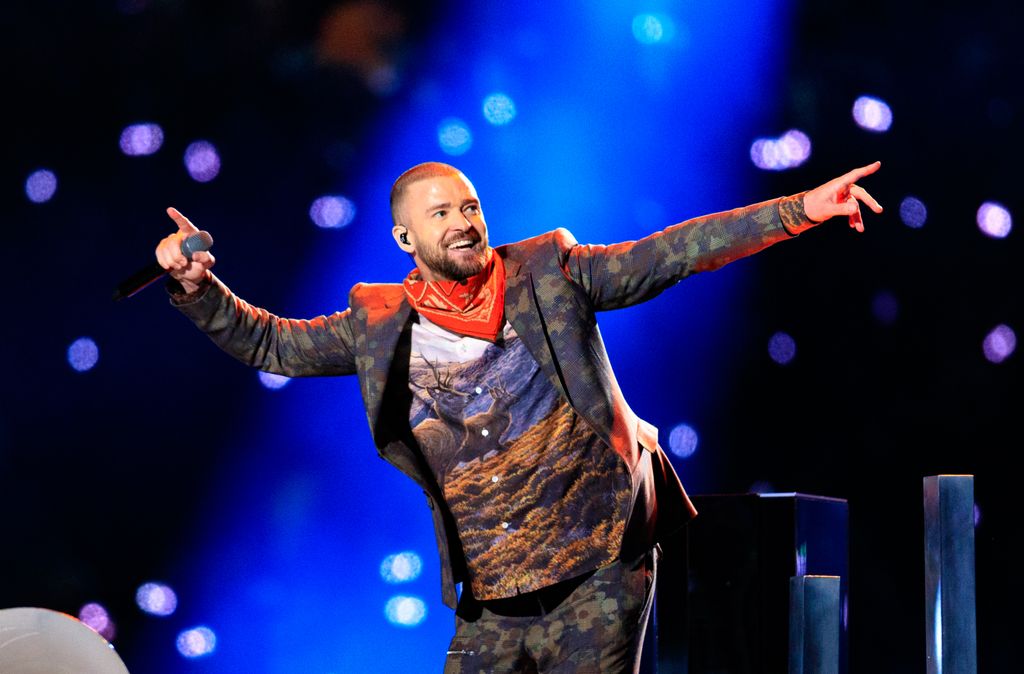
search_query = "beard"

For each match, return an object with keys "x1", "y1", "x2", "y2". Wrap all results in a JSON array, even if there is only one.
[{"x1": 417, "y1": 232, "x2": 489, "y2": 281}]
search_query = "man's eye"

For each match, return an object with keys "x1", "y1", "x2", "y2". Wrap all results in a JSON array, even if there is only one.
[
  {"x1": 433, "y1": 210, "x2": 447, "y2": 218},
  {"x1": 464, "y1": 205, "x2": 479, "y2": 215}
]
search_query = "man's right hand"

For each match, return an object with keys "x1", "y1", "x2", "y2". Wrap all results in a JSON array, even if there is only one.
[{"x1": 156, "y1": 207, "x2": 216, "y2": 293}]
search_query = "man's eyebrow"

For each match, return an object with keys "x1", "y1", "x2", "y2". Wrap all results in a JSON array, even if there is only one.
[{"x1": 425, "y1": 201, "x2": 452, "y2": 214}]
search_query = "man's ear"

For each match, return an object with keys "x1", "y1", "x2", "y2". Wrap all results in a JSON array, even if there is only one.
[{"x1": 392, "y1": 225, "x2": 414, "y2": 252}]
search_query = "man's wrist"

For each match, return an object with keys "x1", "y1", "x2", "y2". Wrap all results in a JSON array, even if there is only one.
[{"x1": 778, "y1": 192, "x2": 819, "y2": 235}]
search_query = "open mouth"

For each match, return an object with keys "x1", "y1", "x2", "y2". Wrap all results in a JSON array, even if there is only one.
[{"x1": 445, "y1": 238, "x2": 478, "y2": 251}]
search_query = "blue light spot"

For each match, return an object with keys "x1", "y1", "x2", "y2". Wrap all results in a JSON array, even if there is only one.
[
  {"x1": 259, "y1": 371, "x2": 291, "y2": 390},
  {"x1": 384, "y1": 595, "x2": 427, "y2": 627},
  {"x1": 67, "y1": 337, "x2": 99, "y2": 372},
  {"x1": 25, "y1": 169, "x2": 57, "y2": 203},
  {"x1": 177, "y1": 626, "x2": 217, "y2": 658},
  {"x1": 872, "y1": 290, "x2": 899, "y2": 326},
  {"x1": 184, "y1": 140, "x2": 221, "y2": 182},
  {"x1": 380, "y1": 551, "x2": 423, "y2": 584},
  {"x1": 482, "y1": 93, "x2": 517, "y2": 126},
  {"x1": 632, "y1": 13, "x2": 676, "y2": 44},
  {"x1": 899, "y1": 196, "x2": 927, "y2": 229},
  {"x1": 768, "y1": 331, "x2": 797, "y2": 365},
  {"x1": 852, "y1": 95, "x2": 893, "y2": 132},
  {"x1": 119, "y1": 123, "x2": 164, "y2": 156},
  {"x1": 437, "y1": 118, "x2": 472, "y2": 156},
  {"x1": 135, "y1": 582, "x2": 178, "y2": 616},
  {"x1": 309, "y1": 195, "x2": 357, "y2": 229},
  {"x1": 668, "y1": 423, "x2": 699, "y2": 458}
]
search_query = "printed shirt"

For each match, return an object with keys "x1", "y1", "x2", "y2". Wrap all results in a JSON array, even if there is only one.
[{"x1": 408, "y1": 314, "x2": 632, "y2": 600}]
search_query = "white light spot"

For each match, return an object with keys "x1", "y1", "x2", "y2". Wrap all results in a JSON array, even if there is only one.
[
  {"x1": 67, "y1": 337, "x2": 99, "y2": 372},
  {"x1": 25, "y1": 169, "x2": 58, "y2": 203},
  {"x1": 79, "y1": 603, "x2": 116, "y2": 641},
  {"x1": 438, "y1": 118, "x2": 472, "y2": 156},
  {"x1": 309, "y1": 195, "x2": 357, "y2": 229},
  {"x1": 482, "y1": 93, "x2": 517, "y2": 125},
  {"x1": 501, "y1": 521, "x2": 509, "y2": 529},
  {"x1": 668, "y1": 423, "x2": 699, "y2": 458},
  {"x1": 258, "y1": 371, "x2": 291, "y2": 390},
  {"x1": 852, "y1": 95, "x2": 893, "y2": 132},
  {"x1": 475, "y1": 386, "x2": 483, "y2": 394},
  {"x1": 119, "y1": 123, "x2": 164, "y2": 156},
  {"x1": 976, "y1": 202, "x2": 1012, "y2": 239},
  {"x1": 184, "y1": 140, "x2": 221, "y2": 182},
  {"x1": 982, "y1": 324, "x2": 1016, "y2": 363},
  {"x1": 491, "y1": 475, "x2": 499, "y2": 483},
  {"x1": 384, "y1": 595, "x2": 427, "y2": 627},
  {"x1": 768, "y1": 331, "x2": 797, "y2": 365},
  {"x1": 632, "y1": 13, "x2": 677, "y2": 44},
  {"x1": 135, "y1": 582, "x2": 178, "y2": 616},
  {"x1": 899, "y1": 196, "x2": 927, "y2": 229},
  {"x1": 750, "y1": 130, "x2": 811, "y2": 171},
  {"x1": 380, "y1": 551, "x2": 423, "y2": 584},
  {"x1": 177, "y1": 626, "x2": 217, "y2": 658},
  {"x1": 481, "y1": 428, "x2": 489, "y2": 437}
]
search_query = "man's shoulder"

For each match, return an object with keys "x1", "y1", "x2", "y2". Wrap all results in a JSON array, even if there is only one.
[
  {"x1": 348, "y1": 281, "x2": 405, "y2": 309},
  {"x1": 497, "y1": 228, "x2": 578, "y2": 262}
]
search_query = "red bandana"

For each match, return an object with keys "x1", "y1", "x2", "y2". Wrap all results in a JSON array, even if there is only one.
[{"x1": 403, "y1": 249, "x2": 506, "y2": 341}]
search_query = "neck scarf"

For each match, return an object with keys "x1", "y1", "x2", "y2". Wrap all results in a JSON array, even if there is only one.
[{"x1": 402, "y1": 249, "x2": 506, "y2": 341}]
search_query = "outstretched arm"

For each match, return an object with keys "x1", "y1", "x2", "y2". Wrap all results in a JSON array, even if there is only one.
[{"x1": 802, "y1": 161, "x2": 883, "y2": 233}]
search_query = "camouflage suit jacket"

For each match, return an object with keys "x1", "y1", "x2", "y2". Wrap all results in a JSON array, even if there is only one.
[{"x1": 172, "y1": 194, "x2": 810, "y2": 609}]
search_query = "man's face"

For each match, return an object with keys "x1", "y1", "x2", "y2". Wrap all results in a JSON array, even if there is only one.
[{"x1": 395, "y1": 172, "x2": 489, "y2": 282}]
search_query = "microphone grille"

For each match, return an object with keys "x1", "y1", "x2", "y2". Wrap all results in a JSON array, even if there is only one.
[{"x1": 180, "y1": 230, "x2": 214, "y2": 256}]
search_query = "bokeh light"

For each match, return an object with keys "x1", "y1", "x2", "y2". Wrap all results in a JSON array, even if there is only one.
[
  {"x1": 632, "y1": 13, "x2": 677, "y2": 44},
  {"x1": 768, "y1": 331, "x2": 797, "y2": 365},
  {"x1": 482, "y1": 93, "x2": 517, "y2": 126},
  {"x1": 259, "y1": 371, "x2": 291, "y2": 390},
  {"x1": 668, "y1": 423, "x2": 699, "y2": 458},
  {"x1": 67, "y1": 337, "x2": 99, "y2": 372},
  {"x1": 135, "y1": 582, "x2": 178, "y2": 616},
  {"x1": 899, "y1": 196, "x2": 927, "y2": 229},
  {"x1": 25, "y1": 169, "x2": 57, "y2": 203},
  {"x1": 184, "y1": 141, "x2": 221, "y2": 182},
  {"x1": 750, "y1": 130, "x2": 811, "y2": 171},
  {"x1": 309, "y1": 195, "x2": 357, "y2": 229},
  {"x1": 384, "y1": 595, "x2": 427, "y2": 627},
  {"x1": 982, "y1": 324, "x2": 1016, "y2": 363},
  {"x1": 976, "y1": 202, "x2": 1012, "y2": 239},
  {"x1": 177, "y1": 626, "x2": 217, "y2": 658},
  {"x1": 871, "y1": 290, "x2": 899, "y2": 326},
  {"x1": 380, "y1": 551, "x2": 423, "y2": 584},
  {"x1": 974, "y1": 504, "x2": 982, "y2": 527},
  {"x1": 79, "y1": 602, "x2": 116, "y2": 641},
  {"x1": 852, "y1": 95, "x2": 893, "y2": 132},
  {"x1": 437, "y1": 118, "x2": 472, "y2": 155},
  {"x1": 119, "y1": 123, "x2": 164, "y2": 156}
]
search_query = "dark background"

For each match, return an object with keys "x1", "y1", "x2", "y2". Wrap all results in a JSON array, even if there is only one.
[{"x1": 2, "y1": 1, "x2": 1020, "y2": 671}]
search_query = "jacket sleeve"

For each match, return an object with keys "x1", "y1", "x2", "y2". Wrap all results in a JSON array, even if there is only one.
[
  {"x1": 168, "y1": 273, "x2": 358, "y2": 377},
  {"x1": 560, "y1": 193, "x2": 813, "y2": 311}
]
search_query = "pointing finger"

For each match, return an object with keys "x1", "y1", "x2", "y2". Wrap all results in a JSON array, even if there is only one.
[
  {"x1": 166, "y1": 207, "x2": 200, "y2": 234},
  {"x1": 850, "y1": 184, "x2": 883, "y2": 214},
  {"x1": 841, "y1": 160, "x2": 881, "y2": 185}
]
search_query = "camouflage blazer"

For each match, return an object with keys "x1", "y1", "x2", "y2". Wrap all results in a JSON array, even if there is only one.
[{"x1": 172, "y1": 194, "x2": 810, "y2": 609}]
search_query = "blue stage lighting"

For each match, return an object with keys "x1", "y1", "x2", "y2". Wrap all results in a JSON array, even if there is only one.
[
  {"x1": 482, "y1": 93, "x2": 517, "y2": 126},
  {"x1": 632, "y1": 13, "x2": 676, "y2": 45},
  {"x1": 899, "y1": 196, "x2": 928, "y2": 229},
  {"x1": 384, "y1": 595, "x2": 427, "y2": 627},
  {"x1": 184, "y1": 140, "x2": 221, "y2": 182},
  {"x1": 768, "y1": 331, "x2": 797, "y2": 365},
  {"x1": 258, "y1": 371, "x2": 291, "y2": 390},
  {"x1": 852, "y1": 95, "x2": 893, "y2": 132},
  {"x1": 135, "y1": 582, "x2": 178, "y2": 617},
  {"x1": 380, "y1": 552, "x2": 424, "y2": 584},
  {"x1": 982, "y1": 324, "x2": 1016, "y2": 364},
  {"x1": 25, "y1": 169, "x2": 57, "y2": 203},
  {"x1": 309, "y1": 195, "x2": 357, "y2": 229},
  {"x1": 119, "y1": 123, "x2": 164, "y2": 156},
  {"x1": 176, "y1": 626, "x2": 217, "y2": 658},
  {"x1": 437, "y1": 118, "x2": 473, "y2": 155},
  {"x1": 977, "y1": 201, "x2": 1012, "y2": 239},
  {"x1": 668, "y1": 423, "x2": 699, "y2": 458},
  {"x1": 67, "y1": 337, "x2": 99, "y2": 372}
]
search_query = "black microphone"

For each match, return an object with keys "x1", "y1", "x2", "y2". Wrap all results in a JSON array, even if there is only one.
[{"x1": 113, "y1": 231, "x2": 214, "y2": 301}]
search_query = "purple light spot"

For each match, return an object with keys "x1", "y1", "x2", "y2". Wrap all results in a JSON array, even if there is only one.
[
  {"x1": 982, "y1": 324, "x2": 1016, "y2": 363},
  {"x1": 384, "y1": 595, "x2": 427, "y2": 627},
  {"x1": 973, "y1": 504, "x2": 981, "y2": 528},
  {"x1": 668, "y1": 423, "x2": 699, "y2": 458},
  {"x1": 67, "y1": 337, "x2": 99, "y2": 372},
  {"x1": 259, "y1": 371, "x2": 291, "y2": 390},
  {"x1": 119, "y1": 123, "x2": 164, "y2": 156},
  {"x1": 977, "y1": 202, "x2": 1012, "y2": 239},
  {"x1": 437, "y1": 118, "x2": 472, "y2": 156},
  {"x1": 184, "y1": 141, "x2": 221, "y2": 182},
  {"x1": 852, "y1": 95, "x2": 893, "y2": 132},
  {"x1": 25, "y1": 169, "x2": 57, "y2": 203},
  {"x1": 309, "y1": 195, "x2": 357, "y2": 229},
  {"x1": 899, "y1": 196, "x2": 927, "y2": 229},
  {"x1": 872, "y1": 290, "x2": 899, "y2": 326},
  {"x1": 380, "y1": 552, "x2": 424, "y2": 584},
  {"x1": 768, "y1": 331, "x2": 797, "y2": 365},
  {"x1": 177, "y1": 626, "x2": 217, "y2": 658},
  {"x1": 750, "y1": 130, "x2": 811, "y2": 171},
  {"x1": 79, "y1": 602, "x2": 116, "y2": 641},
  {"x1": 482, "y1": 93, "x2": 517, "y2": 125},
  {"x1": 136, "y1": 582, "x2": 178, "y2": 616}
]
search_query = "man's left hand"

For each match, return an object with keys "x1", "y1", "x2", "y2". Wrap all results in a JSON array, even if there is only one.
[{"x1": 803, "y1": 161, "x2": 883, "y2": 233}]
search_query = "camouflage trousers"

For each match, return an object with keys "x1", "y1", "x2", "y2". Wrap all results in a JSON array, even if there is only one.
[{"x1": 442, "y1": 546, "x2": 659, "y2": 674}]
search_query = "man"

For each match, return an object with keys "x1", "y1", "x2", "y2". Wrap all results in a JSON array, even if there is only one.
[{"x1": 156, "y1": 160, "x2": 882, "y2": 673}]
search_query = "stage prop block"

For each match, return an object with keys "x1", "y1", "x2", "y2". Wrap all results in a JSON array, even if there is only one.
[
  {"x1": 923, "y1": 475, "x2": 977, "y2": 674},
  {"x1": 789, "y1": 575, "x2": 840, "y2": 674},
  {"x1": 656, "y1": 492, "x2": 848, "y2": 674}
]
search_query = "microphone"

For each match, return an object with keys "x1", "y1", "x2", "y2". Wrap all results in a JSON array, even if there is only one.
[{"x1": 112, "y1": 231, "x2": 213, "y2": 301}]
